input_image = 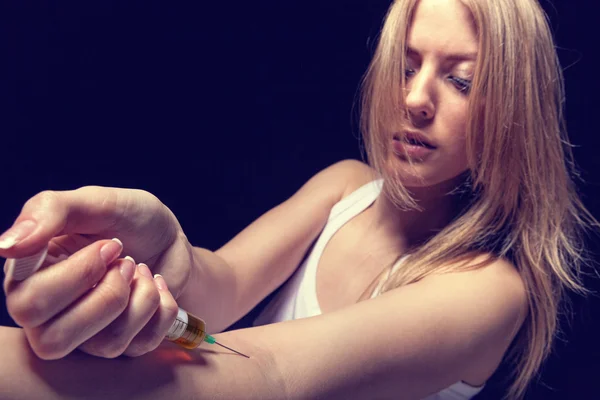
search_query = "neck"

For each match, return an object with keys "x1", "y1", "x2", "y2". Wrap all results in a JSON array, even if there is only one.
[{"x1": 370, "y1": 177, "x2": 465, "y2": 250}]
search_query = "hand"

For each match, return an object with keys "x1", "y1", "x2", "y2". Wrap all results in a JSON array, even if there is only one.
[{"x1": 1, "y1": 187, "x2": 195, "y2": 359}]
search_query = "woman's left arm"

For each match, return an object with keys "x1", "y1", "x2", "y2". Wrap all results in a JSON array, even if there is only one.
[{"x1": 0, "y1": 259, "x2": 527, "y2": 400}]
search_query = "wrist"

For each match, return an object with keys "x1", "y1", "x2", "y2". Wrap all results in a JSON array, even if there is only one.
[{"x1": 175, "y1": 246, "x2": 237, "y2": 333}]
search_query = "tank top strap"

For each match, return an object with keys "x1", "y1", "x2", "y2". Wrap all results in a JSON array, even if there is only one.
[
  {"x1": 297, "y1": 179, "x2": 386, "y2": 317},
  {"x1": 328, "y1": 179, "x2": 384, "y2": 222}
]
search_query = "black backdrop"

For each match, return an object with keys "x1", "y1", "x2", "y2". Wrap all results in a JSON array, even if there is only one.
[{"x1": 2, "y1": 1, "x2": 599, "y2": 398}]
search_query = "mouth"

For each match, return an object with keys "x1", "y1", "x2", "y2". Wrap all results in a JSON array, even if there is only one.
[{"x1": 393, "y1": 131, "x2": 436, "y2": 149}]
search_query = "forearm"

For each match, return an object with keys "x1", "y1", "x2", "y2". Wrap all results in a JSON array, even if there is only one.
[
  {"x1": 0, "y1": 326, "x2": 284, "y2": 400},
  {"x1": 174, "y1": 162, "x2": 357, "y2": 332},
  {"x1": 175, "y1": 247, "x2": 242, "y2": 333}
]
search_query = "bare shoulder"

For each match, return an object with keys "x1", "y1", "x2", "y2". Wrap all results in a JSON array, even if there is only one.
[
  {"x1": 429, "y1": 254, "x2": 528, "y2": 335},
  {"x1": 460, "y1": 255, "x2": 525, "y2": 306},
  {"x1": 324, "y1": 158, "x2": 374, "y2": 181},
  {"x1": 302, "y1": 159, "x2": 376, "y2": 203},
  {"x1": 443, "y1": 254, "x2": 525, "y2": 291},
  {"x1": 285, "y1": 159, "x2": 375, "y2": 208},
  {"x1": 328, "y1": 159, "x2": 378, "y2": 199},
  {"x1": 424, "y1": 255, "x2": 529, "y2": 385}
]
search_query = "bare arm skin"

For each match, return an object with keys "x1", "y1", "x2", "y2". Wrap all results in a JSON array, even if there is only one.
[
  {"x1": 0, "y1": 159, "x2": 527, "y2": 399},
  {"x1": 1, "y1": 160, "x2": 368, "y2": 359},
  {"x1": 176, "y1": 159, "x2": 373, "y2": 332},
  {"x1": 0, "y1": 256, "x2": 527, "y2": 400},
  {"x1": 0, "y1": 326, "x2": 282, "y2": 400}
]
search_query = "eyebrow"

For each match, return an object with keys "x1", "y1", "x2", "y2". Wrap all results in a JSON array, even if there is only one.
[{"x1": 407, "y1": 46, "x2": 478, "y2": 62}]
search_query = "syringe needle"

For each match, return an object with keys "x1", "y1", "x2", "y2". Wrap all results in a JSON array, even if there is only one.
[
  {"x1": 213, "y1": 341, "x2": 250, "y2": 358},
  {"x1": 204, "y1": 334, "x2": 250, "y2": 358}
]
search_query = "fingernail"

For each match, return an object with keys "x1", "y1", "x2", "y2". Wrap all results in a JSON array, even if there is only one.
[
  {"x1": 137, "y1": 263, "x2": 153, "y2": 279},
  {"x1": 124, "y1": 255, "x2": 136, "y2": 265},
  {"x1": 0, "y1": 220, "x2": 37, "y2": 250},
  {"x1": 120, "y1": 258, "x2": 135, "y2": 283},
  {"x1": 153, "y1": 274, "x2": 168, "y2": 291},
  {"x1": 100, "y1": 238, "x2": 123, "y2": 265}
]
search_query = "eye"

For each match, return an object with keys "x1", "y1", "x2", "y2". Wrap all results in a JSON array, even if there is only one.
[
  {"x1": 404, "y1": 68, "x2": 416, "y2": 79},
  {"x1": 449, "y1": 76, "x2": 472, "y2": 94}
]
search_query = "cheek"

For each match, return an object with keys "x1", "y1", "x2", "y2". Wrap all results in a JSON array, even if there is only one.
[
  {"x1": 442, "y1": 102, "x2": 470, "y2": 166},
  {"x1": 441, "y1": 100, "x2": 470, "y2": 146},
  {"x1": 451, "y1": 102, "x2": 470, "y2": 136}
]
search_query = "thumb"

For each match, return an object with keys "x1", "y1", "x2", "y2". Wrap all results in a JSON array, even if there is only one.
[
  {"x1": 0, "y1": 219, "x2": 38, "y2": 253},
  {"x1": 0, "y1": 187, "x2": 124, "y2": 259}
]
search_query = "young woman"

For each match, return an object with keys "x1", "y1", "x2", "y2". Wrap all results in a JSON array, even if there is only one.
[{"x1": 0, "y1": 0, "x2": 595, "y2": 399}]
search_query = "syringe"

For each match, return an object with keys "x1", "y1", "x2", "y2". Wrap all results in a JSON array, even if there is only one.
[{"x1": 165, "y1": 307, "x2": 250, "y2": 358}]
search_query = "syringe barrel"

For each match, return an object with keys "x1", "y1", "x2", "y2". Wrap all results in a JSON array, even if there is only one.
[{"x1": 165, "y1": 307, "x2": 207, "y2": 349}]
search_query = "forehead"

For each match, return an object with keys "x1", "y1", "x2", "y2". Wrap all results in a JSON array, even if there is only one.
[{"x1": 407, "y1": 0, "x2": 478, "y2": 58}]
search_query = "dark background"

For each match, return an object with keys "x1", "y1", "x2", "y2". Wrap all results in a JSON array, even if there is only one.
[{"x1": 2, "y1": 0, "x2": 599, "y2": 398}]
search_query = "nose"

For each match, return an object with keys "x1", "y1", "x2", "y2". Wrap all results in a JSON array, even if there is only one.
[{"x1": 405, "y1": 71, "x2": 435, "y2": 123}]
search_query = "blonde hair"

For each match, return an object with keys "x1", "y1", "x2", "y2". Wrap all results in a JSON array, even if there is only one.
[{"x1": 359, "y1": 0, "x2": 598, "y2": 399}]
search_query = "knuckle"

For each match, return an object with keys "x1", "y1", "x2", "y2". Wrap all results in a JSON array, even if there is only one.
[
  {"x1": 124, "y1": 340, "x2": 156, "y2": 358},
  {"x1": 124, "y1": 302, "x2": 179, "y2": 358},
  {"x1": 137, "y1": 280, "x2": 161, "y2": 310},
  {"x1": 83, "y1": 340, "x2": 126, "y2": 359},
  {"x1": 95, "y1": 281, "x2": 129, "y2": 315},
  {"x1": 27, "y1": 190, "x2": 62, "y2": 214},
  {"x1": 6, "y1": 289, "x2": 48, "y2": 327},
  {"x1": 163, "y1": 299, "x2": 179, "y2": 321},
  {"x1": 77, "y1": 259, "x2": 106, "y2": 288},
  {"x1": 33, "y1": 190, "x2": 60, "y2": 206},
  {"x1": 82, "y1": 328, "x2": 131, "y2": 359},
  {"x1": 133, "y1": 189, "x2": 161, "y2": 206},
  {"x1": 124, "y1": 348, "x2": 145, "y2": 358},
  {"x1": 131, "y1": 323, "x2": 167, "y2": 357},
  {"x1": 99, "y1": 341, "x2": 129, "y2": 359},
  {"x1": 147, "y1": 288, "x2": 161, "y2": 310},
  {"x1": 103, "y1": 328, "x2": 134, "y2": 358},
  {"x1": 29, "y1": 328, "x2": 71, "y2": 360},
  {"x1": 147, "y1": 330, "x2": 167, "y2": 349}
]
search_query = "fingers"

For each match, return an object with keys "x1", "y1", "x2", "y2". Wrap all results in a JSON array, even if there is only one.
[
  {"x1": 25, "y1": 256, "x2": 136, "y2": 360},
  {"x1": 79, "y1": 263, "x2": 178, "y2": 358},
  {"x1": 123, "y1": 272, "x2": 178, "y2": 357},
  {"x1": 4, "y1": 238, "x2": 125, "y2": 327},
  {"x1": 77, "y1": 262, "x2": 157, "y2": 357},
  {"x1": 5, "y1": 234, "x2": 179, "y2": 360},
  {"x1": 47, "y1": 234, "x2": 96, "y2": 260}
]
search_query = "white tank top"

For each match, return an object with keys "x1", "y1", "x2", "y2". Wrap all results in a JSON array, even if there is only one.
[{"x1": 254, "y1": 180, "x2": 485, "y2": 399}]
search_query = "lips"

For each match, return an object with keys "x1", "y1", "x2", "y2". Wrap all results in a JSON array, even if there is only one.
[{"x1": 394, "y1": 131, "x2": 436, "y2": 149}]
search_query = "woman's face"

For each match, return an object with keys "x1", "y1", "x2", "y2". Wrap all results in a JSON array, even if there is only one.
[{"x1": 387, "y1": 0, "x2": 478, "y2": 189}]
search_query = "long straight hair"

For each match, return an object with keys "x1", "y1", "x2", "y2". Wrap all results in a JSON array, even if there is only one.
[{"x1": 359, "y1": 0, "x2": 598, "y2": 399}]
